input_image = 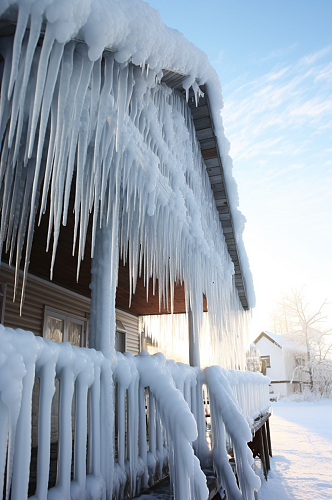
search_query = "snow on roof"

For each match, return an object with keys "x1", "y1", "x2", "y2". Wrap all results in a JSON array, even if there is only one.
[
  {"x1": 0, "y1": 0, "x2": 255, "y2": 307},
  {"x1": 254, "y1": 331, "x2": 306, "y2": 353}
]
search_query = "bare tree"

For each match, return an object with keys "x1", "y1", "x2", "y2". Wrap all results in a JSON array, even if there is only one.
[{"x1": 271, "y1": 286, "x2": 332, "y2": 390}]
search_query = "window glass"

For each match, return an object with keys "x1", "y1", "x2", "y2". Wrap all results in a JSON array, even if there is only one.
[
  {"x1": 115, "y1": 330, "x2": 125, "y2": 353},
  {"x1": 46, "y1": 316, "x2": 64, "y2": 343},
  {"x1": 261, "y1": 355, "x2": 271, "y2": 368},
  {"x1": 68, "y1": 322, "x2": 82, "y2": 347},
  {"x1": 68, "y1": 321, "x2": 82, "y2": 347},
  {"x1": 44, "y1": 306, "x2": 86, "y2": 346}
]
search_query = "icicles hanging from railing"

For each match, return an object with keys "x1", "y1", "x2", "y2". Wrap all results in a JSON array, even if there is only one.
[
  {"x1": 135, "y1": 351, "x2": 209, "y2": 500},
  {"x1": 0, "y1": 325, "x2": 111, "y2": 500},
  {"x1": 204, "y1": 366, "x2": 263, "y2": 500}
]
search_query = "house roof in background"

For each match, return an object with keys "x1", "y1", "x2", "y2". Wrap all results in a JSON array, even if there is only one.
[{"x1": 253, "y1": 331, "x2": 306, "y2": 353}]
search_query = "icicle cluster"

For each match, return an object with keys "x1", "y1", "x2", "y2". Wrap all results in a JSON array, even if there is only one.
[
  {"x1": 0, "y1": 326, "x2": 211, "y2": 500},
  {"x1": 204, "y1": 366, "x2": 262, "y2": 500},
  {"x1": 140, "y1": 310, "x2": 251, "y2": 370},
  {"x1": 0, "y1": 8, "x2": 249, "y2": 346},
  {"x1": 0, "y1": 325, "x2": 111, "y2": 500},
  {"x1": 226, "y1": 369, "x2": 271, "y2": 427},
  {"x1": 1, "y1": 326, "x2": 270, "y2": 500}
]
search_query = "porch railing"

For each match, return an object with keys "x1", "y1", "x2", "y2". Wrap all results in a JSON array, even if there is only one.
[{"x1": 0, "y1": 326, "x2": 270, "y2": 500}]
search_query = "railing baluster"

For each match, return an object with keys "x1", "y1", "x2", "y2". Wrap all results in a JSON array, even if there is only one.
[
  {"x1": 11, "y1": 340, "x2": 36, "y2": 500},
  {"x1": 117, "y1": 382, "x2": 126, "y2": 471},
  {"x1": 0, "y1": 399, "x2": 8, "y2": 497},
  {"x1": 148, "y1": 389, "x2": 156, "y2": 458},
  {"x1": 89, "y1": 363, "x2": 101, "y2": 478},
  {"x1": 138, "y1": 382, "x2": 148, "y2": 487},
  {"x1": 56, "y1": 366, "x2": 75, "y2": 499},
  {"x1": 34, "y1": 360, "x2": 57, "y2": 500},
  {"x1": 156, "y1": 405, "x2": 163, "y2": 479},
  {"x1": 74, "y1": 371, "x2": 89, "y2": 493}
]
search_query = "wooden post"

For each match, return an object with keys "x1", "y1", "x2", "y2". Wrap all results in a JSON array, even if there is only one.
[
  {"x1": 258, "y1": 427, "x2": 268, "y2": 480},
  {"x1": 188, "y1": 305, "x2": 200, "y2": 368},
  {"x1": 262, "y1": 423, "x2": 270, "y2": 472},
  {"x1": 89, "y1": 221, "x2": 119, "y2": 360},
  {"x1": 266, "y1": 418, "x2": 273, "y2": 457}
]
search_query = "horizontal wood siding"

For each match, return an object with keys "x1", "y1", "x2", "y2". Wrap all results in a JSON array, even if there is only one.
[
  {"x1": 0, "y1": 266, "x2": 90, "y2": 336},
  {"x1": 116, "y1": 308, "x2": 140, "y2": 355},
  {"x1": 0, "y1": 266, "x2": 140, "y2": 354}
]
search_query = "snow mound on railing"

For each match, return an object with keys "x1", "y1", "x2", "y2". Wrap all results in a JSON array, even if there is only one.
[
  {"x1": 205, "y1": 366, "x2": 262, "y2": 500},
  {"x1": 136, "y1": 351, "x2": 209, "y2": 500}
]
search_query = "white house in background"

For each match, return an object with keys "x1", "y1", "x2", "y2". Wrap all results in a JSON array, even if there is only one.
[{"x1": 253, "y1": 331, "x2": 306, "y2": 397}]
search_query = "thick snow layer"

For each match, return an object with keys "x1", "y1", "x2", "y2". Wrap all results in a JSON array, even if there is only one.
[
  {"x1": 0, "y1": 0, "x2": 255, "y2": 319},
  {"x1": 257, "y1": 400, "x2": 332, "y2": 500}
]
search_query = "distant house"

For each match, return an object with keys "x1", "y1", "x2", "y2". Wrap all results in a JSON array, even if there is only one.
[{"x1": 253, "y1": 331, "x2": 306, "y2": 397}]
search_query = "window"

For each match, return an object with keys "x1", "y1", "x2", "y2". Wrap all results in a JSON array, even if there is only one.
[
  {"x1": 115, "y1": 319, "x2": 126, "y2": 353},
  {"x1": 43, "y1": 306, "x2": 86, "y2": 347},
  {"x1": 261, "y1": 355, "x2": 271, "y2": 368},
  {"x1": 295, "y1": 356, "x2": 305, "y2": 367}
]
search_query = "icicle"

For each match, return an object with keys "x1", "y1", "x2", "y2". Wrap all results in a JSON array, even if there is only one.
[
  {"x1": 7, "y1": 4, "x2": 30, "y2": 99},
  {"x1": 0, "y1": 29, "x2": 249, "y2": 363},
  {"x1": 13, "y1": 13, "x2": 42, "y2": 169},
  {"x1": 27, "y1": 22, "x2": 56, "y2": 159},
  {"x1": 0, "y1": 40, "x2": 13, "y2": 148},
  {"x1": 8, "y1": 34, "x2": 28, "y2": 148},
  {"x1": 62, "y1": 46, "x2": 93, "y2": 226}
]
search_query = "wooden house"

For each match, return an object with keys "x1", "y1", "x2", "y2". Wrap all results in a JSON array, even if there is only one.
[
  {"x1": 253, "y1": 331, "x2": 307, "y2": 397},
  {"x1": 0, "y1": 1, "x2": 271, "y2": 499}
]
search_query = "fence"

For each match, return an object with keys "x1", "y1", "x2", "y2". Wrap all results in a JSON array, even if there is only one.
[{"x1": 0, "y1": 326, "x2": 270, "y2": 500}]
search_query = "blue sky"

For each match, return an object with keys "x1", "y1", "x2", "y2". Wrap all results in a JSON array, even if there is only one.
[{"x1": 148, "y1": 0, "x2": 332, "y2": 335}]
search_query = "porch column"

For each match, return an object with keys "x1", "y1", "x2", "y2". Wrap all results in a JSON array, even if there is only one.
[
  {"x1": 89, "y1": 213, "x2": 119, "y2": 361},
  {"x1": 188, "y1": 304, "x2": 200, "y2": 368}
]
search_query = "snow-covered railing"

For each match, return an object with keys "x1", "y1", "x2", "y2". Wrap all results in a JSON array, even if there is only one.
[
  {"x1": 204, "y1": 367, "x2": 265, "y2": 500},
  {"x1": 0, "y1": 326, "x2": 270, "y2": 500},
  {"x1": 0, "y1": 325, "x2": 113, "y2": 500},
  {"x1": 0, "y1": 327, "x2": 208, "y2": 500},
  {"x1": 226, "y1": 369, "x2": 271, "y2": 428}
]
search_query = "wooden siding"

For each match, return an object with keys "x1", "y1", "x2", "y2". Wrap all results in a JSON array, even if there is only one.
[
  {"x1": 0, "y1": 265, "x2": 90, "y2": 336},
  {"x1": 116, "y1": 308, "x2": 140, "y2": 355},
  {"x1": 0, "y1": 264, "x2": 140, "y2": 355}
]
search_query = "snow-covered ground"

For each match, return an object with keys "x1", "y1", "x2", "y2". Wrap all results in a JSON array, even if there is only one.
[{"x1": 257, "y1": 398, "x2": 332, "y2": 500}]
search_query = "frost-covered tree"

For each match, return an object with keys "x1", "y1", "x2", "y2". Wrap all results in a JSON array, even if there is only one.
[{"x1": 270, "y1": 286, "x2": 332, "y2": 394}]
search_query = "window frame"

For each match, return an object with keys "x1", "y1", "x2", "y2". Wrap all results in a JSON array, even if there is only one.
[
  {"x1": 115, "y1": 319, "x2": 127, "y2": 353},
  {"x1": 43, "y1": 306, "x2": 87, "y2": 347},
  {"x1": 261, "y1": 355, "x2": 271, "y2": 368}
]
